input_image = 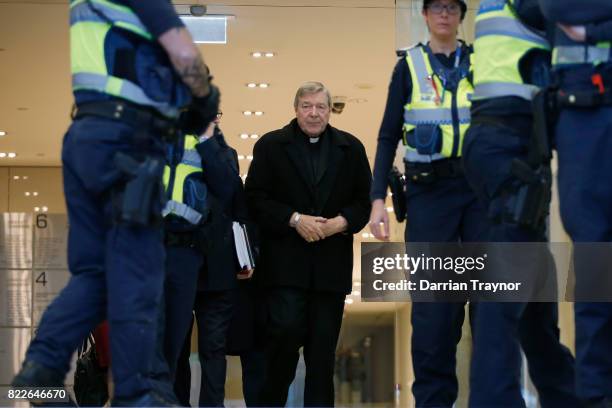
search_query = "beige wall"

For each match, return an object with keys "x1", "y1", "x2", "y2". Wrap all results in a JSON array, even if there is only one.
[
  {"x1": 0, "y1": 168, "x2": 8, "y2": 212},
  {"x1": 0, "y1": 166, "x2": 65, "y2": 213}
]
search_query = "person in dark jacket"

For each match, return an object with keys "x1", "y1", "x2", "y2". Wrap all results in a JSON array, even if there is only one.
[
  {"x1": 245, "y1": 81, "x2": 372, "y2": 407},
  {"x1": 11, "y1": 1, "x2": 219, "y2": 406},
  {"x1": 460, "y1": 1, "x2": 579, "y2": 406},
  {"x1": 538, "y1": 2, "x2": 612, "y2": 406},
  {"x1": 368, "y1": 1, "x2": 489, "y2": 405},
  {"x1": 170, "y1": 114, "x2": 247, "y2": 407}
]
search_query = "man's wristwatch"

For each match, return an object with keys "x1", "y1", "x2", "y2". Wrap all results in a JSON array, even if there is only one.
[{"x1": 290, "y1": 212, "x2": 301, "y2": 228}]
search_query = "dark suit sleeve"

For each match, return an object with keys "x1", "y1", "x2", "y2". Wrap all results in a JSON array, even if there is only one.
[
  {"x1": 195, "y1": 136, "x2": 238, "y2": 206},
  {"x1": 339, "y1": 141, "x2": 372, "y2": 235},
  {"x1": 587, "y1": 20, "x2": 612, "y2": 42},
  {"x1": 370, "y1": 58, "x2": 411, "y2": 201},
  {"x1": 514, "y1": 0, "x2": 547, "y2": 31},
  {"x1": 245, "y1": 138, "x2": 295, "y2": 235},
  {"x1": 124, "y1": 0, "x2": 184, "y2": 38},
  {"x1": 538, "y1": 0, "x2": 612, "y2": 24}
]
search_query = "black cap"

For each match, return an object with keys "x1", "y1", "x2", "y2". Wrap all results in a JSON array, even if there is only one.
[{"x1": 423, "y1": 0, "x2": 467, "y2": 20}]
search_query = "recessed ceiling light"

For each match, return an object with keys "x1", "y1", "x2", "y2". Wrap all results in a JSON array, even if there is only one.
[
  {"x1": 354, "y1": 282, "x2": 361, "y2": 287},
  {"x1": 243, "y1": 111, "x2": 253, "y2": 116},
  {"x1": 251, "y1": 52, "x2": 262, "y2": 58},
  {"x1": 25, "y1": 192, "x2": 31, "y2": 197},
  {"x1": 23, "y1": 176, "x2": 28, "y2": 180},
  {"x1": 345, "y1": 298, "x2": 354, "y2": 304},
  {"x1": 34, "y1": 207, "x2": 40, "y2": 212},
  {"x1": 33, "y1": 192, "x2": 39, "y2": 196},
  {"x1": 361, "y1": 232, "x2": 368, "y2": 238},
  {"x1": 238, "y1": 155, "x2": 245, "y2": 160},
  {"x1": 386, "y1": 207, "x2": 393, "y2": 213},
  {"x1": 0, "y1": 153, "x2": 6, "y2": 158},
  {"x1": 247, "y1": 155, "x2": 253, "y2": 160},
  {"x1": 13, "y1": 176, "x2": 19, "y2": 180},
  {"x1": 247, "y1": 83, "x2": 257, "y2": 88},
  {"x1": 259, "y1": 83, "x2": 269, "y2": 88},
  {"x1": 0, "y1": 131, "x2": 6, "y2": 136},
  {"x1": 42, "y1": 206, "x2": 48, "y2": 212},
  {"x1": 254, "y1": 111, "x2": 264, "y2": 116},
  {"x1": 250, "y1": 134, "x2": 259, "y2": 139},
  {"x1": 240, "y1": 133, "x2": 249, "y2": 139},
  {"x1": 352, "y1": 290, "x2": 361, "y2": 296},
  {"x1": 7, "y1": 152, "x2": 16, "y2": 158},
  {"x1": 264, "y1": 52, "x2": 275, "y2": 58}
]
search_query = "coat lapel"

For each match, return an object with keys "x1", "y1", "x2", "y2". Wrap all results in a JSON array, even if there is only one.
[
  {"x1": 282, "y1": 121, "x2": 314, "y2": 192},
  {"x1": 315, "y1": 127, "x2": 349, "y2": 214}
]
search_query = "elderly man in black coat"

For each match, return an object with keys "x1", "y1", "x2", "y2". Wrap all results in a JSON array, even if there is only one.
[{"x1": 245, "y1": 81, "x2": 372, "y2": 407}]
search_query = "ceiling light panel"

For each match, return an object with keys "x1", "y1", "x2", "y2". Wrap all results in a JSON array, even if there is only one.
[
  {"x1": 246, "y1": 83, "x2": 270, "y2": 88},
  {"x1": 251, "y1": 52, "x2": 276, "y2": 58},
  {"x1": 181, "y1": 16, "x2": 228, "y2": 44}
]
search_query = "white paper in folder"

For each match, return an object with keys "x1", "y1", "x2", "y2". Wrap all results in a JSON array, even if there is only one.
[{"x1": 232, "y1": 222, "x2": 255, "y2": 278}]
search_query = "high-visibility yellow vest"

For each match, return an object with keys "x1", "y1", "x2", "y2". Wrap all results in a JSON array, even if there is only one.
[
  {"x1": 403, "y1": 44, "x2": 472, "y2": 162},
  {"x1": 162, "y1": 135, "x2": 205, "y2": 225},
  {"x1": 472, "y1": 0, "x2": 550, "y2": 101},
  {"x1": 70, "y1": 0, "x2": 186, "y2": 117}
]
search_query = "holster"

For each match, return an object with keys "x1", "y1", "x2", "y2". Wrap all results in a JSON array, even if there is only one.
[
  {"x1": 502, "y1": 89, "x2": 555, "y2": 231},
  {"x1": 388, "y1": 166, "x2": 407, "y2": 223},
  {"x1": 113, "y1": 152, "x2": 165, "y2": 226},
  {"x1": 507, "y1": 160, "x2": 552, "y2": 229}
]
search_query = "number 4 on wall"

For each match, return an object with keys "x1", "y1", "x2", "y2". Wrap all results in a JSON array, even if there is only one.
[{"x1": 35, "y1": 271, "x2": 47, "y2": 287}]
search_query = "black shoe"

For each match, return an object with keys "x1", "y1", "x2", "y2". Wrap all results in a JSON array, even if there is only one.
[{"x1": 11, "y1": 360, "x2": 76, "y2": 406}]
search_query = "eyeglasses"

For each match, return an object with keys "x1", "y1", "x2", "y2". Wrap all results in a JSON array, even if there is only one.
[{"x1": 427, "y1": 2, "x2": 461, "y2": 15}]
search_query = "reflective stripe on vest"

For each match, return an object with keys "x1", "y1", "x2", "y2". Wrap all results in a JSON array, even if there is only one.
[
  {"x1": 71, "y1": 73, "x2": 179, "y2": 117},
  {"x1": 70, "y1": 0, "x2": 179, "y2": 118},
  {"x1": 162, "y1": 200, "x2": 203, "y2": 225},
  {"x1": 163, "y1": 136, "x2": 204, "y2": 224},
  {"x1": 403, "y1": 46, "x2": 472, "y2": 162},
  {"x1": 70, "y1": 0, "x2": 150, "y2": 39},
  {"x1": 475, "y1": 17, "x2": 548, "y2": 48},
  {"x1": 404, "y1": 107, "x2": 471, "y2": 125},
  {"x1": 552, "y1": 44, "x2": 612, "y2": 66},
  {"x1": 472, "y1": 0, "x2": 550, "y2": 101},
  {"x1": 473, "y1": 82, "x2": 539, "y2": 101}
]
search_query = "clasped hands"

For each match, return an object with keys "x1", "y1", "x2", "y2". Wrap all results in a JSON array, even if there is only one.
[{"x1": 291, "y1": 213, "x2": 347, "y2": 243}]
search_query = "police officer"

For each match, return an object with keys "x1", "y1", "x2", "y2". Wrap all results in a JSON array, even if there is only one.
[
  {"x1": 166, "y1": 112, "x2": 244, "y2": 406},
  {"x1": 12, "y1": 0, "x2": 219, "y2": 405},
  {"x1": 369, "y1": 1, "x2": 488, "y2": 405},
  {"x1": 538, "y1": 1, "x2": 612, "y2": 405},
  {"x1": 461, "y1": 0, "x2": 579, "y2": 405},
  {"x1": 160, "y1": 113, "x2": 237, "y2": 382}
]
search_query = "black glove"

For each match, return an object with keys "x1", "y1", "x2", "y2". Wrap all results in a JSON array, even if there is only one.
[{"x1": 179, "y1": 84, "x2": 221, "y2": 135}]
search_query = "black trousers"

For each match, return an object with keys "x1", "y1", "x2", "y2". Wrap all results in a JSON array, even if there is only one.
[
  {"x1": 259, "y1": 287, "x2": 345, "y2": 407},
  {"x1": 174, "y1": 289, "x2": 237, "y2": 407}
]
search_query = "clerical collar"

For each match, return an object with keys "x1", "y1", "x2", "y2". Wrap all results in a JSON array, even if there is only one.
[{"x1": 309, "y1": 137, "x2": 320, "y2": 144}]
